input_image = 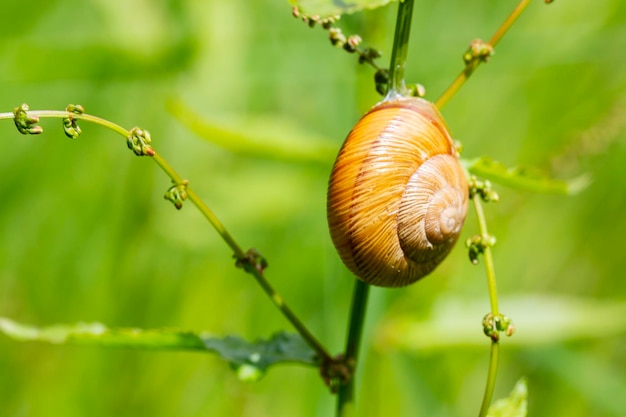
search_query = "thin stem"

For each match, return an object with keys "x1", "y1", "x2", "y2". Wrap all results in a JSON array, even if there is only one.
[
  {"x1": 337, "y1": 280, "x2": 370, "y2": 417},
  {"x1": 478, "y1": 342, "x2": 500, "y2": 417},
  {"x1": 488, "y1": 0, "x2": 533, "y2": 47},
  {"x1": 435, "y1": 0, "x2": 533, "y2": 109},
  {"x1": 246, "y1": 266, "x2": 333, "y2": 363},
  {"x1": 150, "y1": 153, "x2": 247, "y2": 258},
  {"x1": 0, "y1": 110, "x2": 129, "y2": 137},
  {"x1": 386, "y1": 0, "x2": 415, "y2": 98},
  {"x1": 1, "y1": 109, "x2": 333, "y2": 363},
  {"x1": 471, "y1": 194, "x2": 501, "y2": 415},
  {"x1": 472, "y1": 196, "x2": 499, "y2": 315}
]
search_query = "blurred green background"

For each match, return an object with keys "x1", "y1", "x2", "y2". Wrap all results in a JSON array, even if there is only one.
[{"x1": 1, "y1": 0, "x2": 625, "y2": 416}]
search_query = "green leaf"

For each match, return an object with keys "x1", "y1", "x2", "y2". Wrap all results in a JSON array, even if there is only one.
[
  {"x1": 487, "y1": 378, "x2": 528, "y2": 417},
  {"x1": 202, "y1": 332, "x2": 319, "y2": 381},
  {"x1": 464, "y1": 157, "x2": 590, "y2": 195},
  {"x1": 290, "y1": 0, "x2": 398, "y2": 18},
  {"x1": 0, "y1": 318, "x2": 318, "y2": 380},
  {"x1": 167, "y1": 98, "x2": 337, "y2": 165}
]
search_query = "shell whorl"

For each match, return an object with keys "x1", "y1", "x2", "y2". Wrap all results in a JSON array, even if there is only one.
[{"x1": 327, "y1": 97, "x2": 468, "y2": 287}]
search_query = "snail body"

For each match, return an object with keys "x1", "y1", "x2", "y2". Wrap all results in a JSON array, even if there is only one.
[{"x1": 327, "y1": 97, "x2": 468, "y2": 287}]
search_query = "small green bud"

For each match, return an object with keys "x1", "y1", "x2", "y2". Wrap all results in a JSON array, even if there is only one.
[
  {"x1": 343, "y1": 35, "x2": 362, "y2": 53},
  {"x1": 463, "y1": 39, "x2": 494, "y2": 65},
  {"x1": 482, "y1": 313, "x2": 515, "y2": 341},
  {"x1": 328, "y1": 28, "x2": 346, "y2": 47},
  {"x1": 164, "y1": 180, "x2": 189, "y2": 210},
  {"x1": 358, "y1": 48, "x2": 382, "y2": 64},
  {"x1": 469, "y1": 176, "x2": 499, "y2": 203},
  {"x1": 308, "y1": 14, "x2": 320, "y2": 28},
  {"x1": 321, "y1": 16, "x2": 338, "y2": 30},
  {"x1": 62, "y1": 103, "x2": 85, "y2": 139},
  {"x1": 466, "y1": 234, "x2": 496, "y2": 265},
  {"x1": 13, "y1": 103, "x2": 43, "y2": 135},
  {"x1": 126, "y1": 127, "x2": 154, "y2": 156},
  {"x1": 374, "y1": 69, "x2": 389, "y2": 96}
]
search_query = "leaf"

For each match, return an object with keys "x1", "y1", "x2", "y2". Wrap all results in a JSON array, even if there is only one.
[
  {"x1": 202, "y1": 332, "x2": 320, "y2": 381},
  {"x1": 0, "y1": 318, "x2": 318, "y2": 380},
  {"x1": 167, "y1": 98, "x2": 337, "y2": 166},
  {"x1": 290, "y1": 0, "x2": 398, "y2": 18},
  {"x1": 375, "y1": 295, "x2": 626, "y2": 351},
  {"x1": 487, "y1": 378, "x2": 528, "y2": 417},
  {"x1": 464, "y1": 157, "x2": 590, "y2": 195}
]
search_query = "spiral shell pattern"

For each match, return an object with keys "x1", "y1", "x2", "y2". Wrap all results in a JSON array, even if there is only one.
[{"x1": 327, "y1": 97, "x2": 468, "y2": 287}]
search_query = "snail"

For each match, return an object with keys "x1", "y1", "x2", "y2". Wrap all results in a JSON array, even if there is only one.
[{"x1": 327, "y1": 96, "x2": 468, "y2": 287}]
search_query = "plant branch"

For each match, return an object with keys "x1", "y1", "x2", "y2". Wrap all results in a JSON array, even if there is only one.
[
  {"x1": 435, "y1": 0, "x2": 533, "y2": 109},
  {"x1": 470, "y1": 188, "x2": 511, "y2": 417},
  {"x1": 1, "y1": 107, "x2": 333, "y2": 364}
]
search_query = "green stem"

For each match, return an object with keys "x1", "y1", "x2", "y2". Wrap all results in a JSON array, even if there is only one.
[
  {"x1": 386, "y1": 0, "x2": 415, "y2": 98},
  {"x1": 471, "y1": 194, "x2": 501, "y2": 415},
  {"x1": 472, "y1": 196, "x2": 499, "y2": 315},
  {"x1": 337, "y1": 279, "x2": 370, "y2": 417},
  {"x1": 478, "y1": 342, "x2": 500, "y2": 417},
  {"x1": 435, "y1": 0, "x2": 533, "y2": 109},
  {"x1": 488, "y1": 0, "x2": 533, "y2": 47},
  {"x1": 246, "y1": 265, "x2": 333, "y2": 363},
  {"x1": 0, "y1": 109, "x2": 333, "y2": 363}
]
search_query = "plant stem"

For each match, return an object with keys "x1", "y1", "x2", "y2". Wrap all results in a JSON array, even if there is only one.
[
  {"x1": 337, "y1": 279, "x2": 370, "y2": 417},
  {"x1": 435, "y1": 0, "x2": 533, "y2": 109},
  {"x1": 0, "y1": 108, "x2": 333, "y2": 363},
  {"x1": 488, "y1": 0, "x2": 533, "y2": 47},
  {"x1": 247, "y1": 266, "x2": 333, "y2": 363},
  {"x1": 386, "y1": 0, "x2": 415, "y2": 98},
  {"x1": 478, "y1": 341, "x2": 500, "y2": 417},
  {"x1": 186, "y1": 184, "x2": 333, "y2": 361},
  {"x1": 471, "y1": 194, "x2": 501, "y2": 415},
  {"x1": 472, "y1": 196, "x2": 499, "y2": 315}
]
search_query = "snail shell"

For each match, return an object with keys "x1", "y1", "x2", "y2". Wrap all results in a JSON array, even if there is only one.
[{"x1": 327, "y1": 97, "x2": 468, "y2": 287}]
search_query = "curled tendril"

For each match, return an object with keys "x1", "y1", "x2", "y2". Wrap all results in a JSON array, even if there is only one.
[
  {"x1": 62, "y1": 104, "x2": 84, "y2": 139},
  {"x1": 463, "y1": 39, "x2": 494, "y2": 66},
  {"x1": 164, "y1": 180, "x2": 189, "y2": 210},
  {"x1": 13, "y1": 103, "x2": 43, "y2": 135},
  {"x1": 126, "y1": 127, "x2": 155, "y2": 156},
  {"x1": 466, "y1": 234, "x2": 496, "y2": 265},
  {"x1": 482, "y1": 312, "x2": 515, "y2": 342}
]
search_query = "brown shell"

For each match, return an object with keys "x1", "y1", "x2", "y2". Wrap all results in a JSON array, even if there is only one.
[{"x1": 327, "y1": 97, "x2": 468, "y2": 287}]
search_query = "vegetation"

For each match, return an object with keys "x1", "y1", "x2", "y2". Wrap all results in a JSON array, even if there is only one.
[{"x1": 0, "y1": 0, "x2": 624, "y2": 416}]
